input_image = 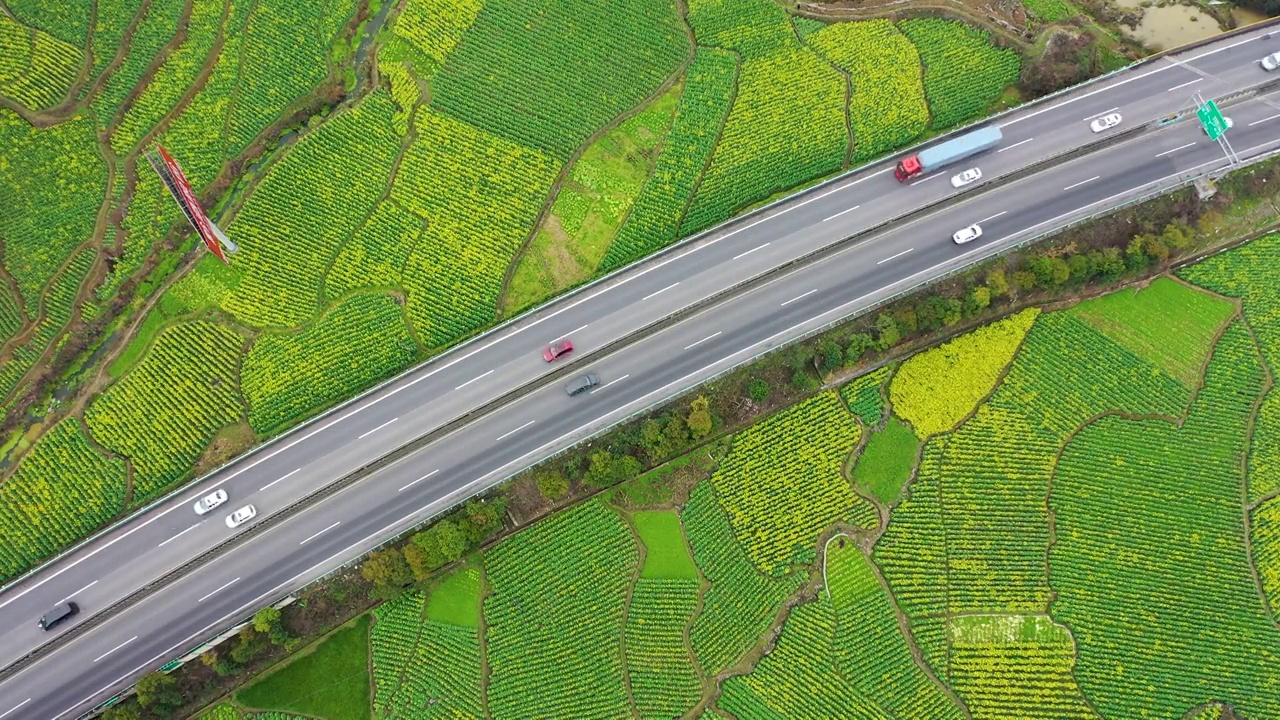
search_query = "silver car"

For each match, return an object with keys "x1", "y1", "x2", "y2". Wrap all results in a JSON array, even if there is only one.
[
  {"x1": 565, "y1": 373, "x2": 601, "y2": 396},
  {"x1": 950, "y1": 167, "x2": 982, "y2": 188},
  {"x1": 1089, "y1": 112, "x2": 1122, "y2": 133},
  {"x1": 952, "y1": 224, "x2": 983, "y2": 244},
  {"x1": 1262, "y1": 51, "x2": 1280, "y2": 70},
  {"x1": 194, "y1": 488, "x2": 228, "y2": 515},
  {"x1": 225, "y1": 504, "x2": 257, "y2": 529}
]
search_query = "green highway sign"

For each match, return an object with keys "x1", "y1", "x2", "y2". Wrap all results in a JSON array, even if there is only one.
[{"x1": 1198, "y1": 100, "x2": 1228, "y2": 141}]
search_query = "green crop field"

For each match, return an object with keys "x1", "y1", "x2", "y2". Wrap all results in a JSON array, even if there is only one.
[
  {"x1": 0, "y1": 0, "x2": 1027, "y2": 589},
  {"x1": 208, "y1": 230, "x2": 1280, "y2": 717}
]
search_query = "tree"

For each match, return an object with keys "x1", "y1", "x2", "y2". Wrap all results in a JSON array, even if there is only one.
[
  {"x1": 1125, "y1": 235, "x2": 1149, "y2": 270},
  {"x1": 613, "y1": 454, "x2": 643, "y2": 482},
  {"x1": 432, "y1": 518, "x2": 468, "y2": 564},
  {"x1": 747, "y1": 378, "x2": 770, "y2": 403},
  {"x1": 1012, "y1": 269, "x2": 1037, "y2": 291},
  {"x1": 253, "y1": 606, "x2": 289, "y2": 645},
  {"x1": 1090, "y1": 247, "x2": 1124, "y2": 278},
  {"x1": 1067, "y1": 253, "x2": 1094, "y2": 283},
  {"x1": 687, "y1": 396, "x2": 713, "y2": 439},
  {"x1": 103, "y1": 703, "x2": 142, "y2": 720},
  {"x1": 985, "y1": 268, "x2": 1010, "y2": 298},
  {"x1": 201, "y1": 648, "x2": 237, "y2": 676},
  {"x1": 1142, "y1": 234, "x2": 1170, "y2": 264},
  {"x1": 639, "y1": 419, "x2": 665, "y2": 459},
  {"x1": 535, "y1": 469, "x2": 569, "y2": 501},
  {"x1": 403, "y1": 541, "x2": 435, "y2": 582},
  {"x1": 662, "y1": 413, "x2": 690, "y2": 456},
  {"x1": 915, "y1": 295, "x2": 949, "y2": 331},
  {"x1": 229, "y1": 625, "x2": 265, "y2": 664},
  {"x1": 893, "y1": 306, "x2": 918, "y2": 334},
  {"x1": 817, "y1": 339, "x2": 843, "y2": 372},
  {"x1": 361, "y1": 548, "x2": 411, "y2": 595},
  {"x1": 874, "y1": 313, "x2": 901, "y2": 351},
  {"x1": 845, "y1": 333, "x2": 873, "y2": 365},
  {"x1": 1027, "y1": 255, "x2": 1069, "y2": 288},
  {"x1": 135, "y1": 671, "x2": 181, "y2": 711},
  {"x1": 461, "y1": 499, "x2": 503, "y2": 544},
  {"x1": 963, "y1": 286, "x2": 991, "y2": 317},
  {"x1": 941, "y1": 298, "x2": 963, "y2": 326},
  {"x1": 1161, "y1": 221, "x2": 1194, "y2": 250},
  {"x1": 585, "y1": 449, "x2": 620, "y2": 487}
]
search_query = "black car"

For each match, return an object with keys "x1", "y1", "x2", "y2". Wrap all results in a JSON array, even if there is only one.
[{"x1": 39, "y1": 601, "x2": 78, "y2": 631}]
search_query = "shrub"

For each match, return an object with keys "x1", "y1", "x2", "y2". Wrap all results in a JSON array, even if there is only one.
[
  {"x1": 747, "y1": 378, "x2": 770, "y2": 403},
  {"x1": 846, "y1": 332, "x2": 874, "y2": 365},
  {"x1": 688, "y1": 396, "x2": 714, "y2": 439}
]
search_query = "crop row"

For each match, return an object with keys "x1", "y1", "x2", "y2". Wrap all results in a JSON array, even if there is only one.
[
  {"x1": 370, "y1": 589, "x2": 426, "y2": 715},
  {"x1": 483, "y1": 500, "x2": 637, "y2": 719},
  {"x1": 807, "y1": 20, "x2": 929, "y2": 162},
  {"x1": 243, "y1": 293, "x2": 417, "y2": 434},
  {"x1": 110, "y1": 0, "x2": 225, "y2": 157},
  {"x1": 393, "y1": 107, "x2": 560, "y2": 347},
  {"x1": 0, "y1": 419, "x2": 127, "y2": 583},
  {"x1": 85, "y1": 320, "x2": 245, "y2": 500},
  {"x1": 625, "y1": 578, "x2": 702, "y2": 719},
  {"x1": 220, "y1": 92, "x2": 399, "y2": 329},
  {"x1": 947, "y1": 614, "x2": 1097, "y2": 718},
  {"x1": 899, "y1": 19, "x2": 1020, "y2": 130},
  {"x1": 387, "y1": 621, "x2": 483, "y2": 718},
  {"x1": 684, "y1": 482, "x2": 803, "y2": 674},
  {"x1": 717, "y1": 598, "x2": 886, "y2": 719},
  {"x1": 0, "y1": 281, "x2": 22, "y2": 343},
  {"x1": 840, "y1": 365, "x2": 892, "y2": 427},
  {"x1": 92, "y1": 0, "x2": 186, "y2": 130},
  {"x1": 325, "y1": 199, "x2": 425, "y2": 298},
  {"x1": 1253, "y1": 496, "x2": 1280, "y2": 614},
  {"x1": 430, "y1": 0, "x2": 687, "y2": 159},
  {"x1": 827, "y1": 542, "x2": 963, "y2": 718},
  {"x1": 390, "y1": 0, "x2": 481, "y2": 76},
  {"x1": 598, "y1": 47, "x2": 737, "y2": 273},
  {"x1": 889, "y1": 307, "x2": 1038, "y2": 439},
  {"x1": 1050, "y1": 322, "x2": 1280, "y2": 719},
  {"x1": 1179, "y1": 233, "x2": 1280, "y2": 504},
  {"x1": 0, "y1": 16, "x2": 82, "y2": 111},
  {"x1": 710, "y1": 392, "x2": 869, "y2": 575}
]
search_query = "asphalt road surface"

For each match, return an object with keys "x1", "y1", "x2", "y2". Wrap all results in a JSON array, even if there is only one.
[{"x1": 3, "y1": 23, "x2": 1280, "y2": 720}]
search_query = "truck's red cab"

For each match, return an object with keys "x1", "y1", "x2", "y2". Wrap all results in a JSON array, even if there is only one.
[{"x1": 895, "y1": 155, "x2": 923, "y2": 182}]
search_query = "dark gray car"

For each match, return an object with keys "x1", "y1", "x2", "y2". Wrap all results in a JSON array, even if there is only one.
[
  {"x1": 39, "y1": 601, "x2": 78, "y2": 631},
  {"x1": 565, "y1": 373, "x2": 601, "y2": 396}
]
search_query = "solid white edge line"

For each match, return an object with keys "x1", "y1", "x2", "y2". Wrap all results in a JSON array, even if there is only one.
[
  {"x1": 298, "y1": 522, "x2": 341, "y2": 547},
  {"x1": 780, "y1": 289, "x2": 818, "y2": 307},
  {"x1": 92, "y1": 636, "x2": 137, "y2": 664},
  {"x1": 259, "y1": 468, "x2": 301, "y2": 493},
  {"x1": 357, "y1": 418, "x2": 397, "y2": 440},
  {"x1": 157, "y1": 525, "x2": 197, "y2": 549},
  {"x1": 196, "y1": 577, "x2": 240, "y2": 603},
  {"x1": 876, "y1": 248, "x2": 914, "y2": 265},
  {"x1": 397, "y1": 469, "x2": 440, "y2": 493},
  {"x1": 1155, "y1": 142, "x2": 1197, "y2": 157},
  {"x1": 0, "y1": 699, "x2": 30, "y2": 720},
  {"x1": 1063, "y1": 175, "x2": 1101, "y2": 191},
  {"x1": 997, "y1": 138, "x2": 1034, "y2": 153},
  {"x1": 1002, "y1": 31, "x2": 1262, "y2": 127},
  {"x1": 495, "y1": 420, "x2": 536, "y2": 442},
  {"x1": 50, "y1": 131, "x2": 1278, "y2": 720},
  {"x1": 822, "y1": 205, "x2": 860, "y2": 222},
  {"x1": 590, "y1": 374, "x2": 630, "y2": 394},
  {"x1": 684, "y1": 332, "x2": 722, "y2": 351},
  {"x1": 1167, "y1": 78, "x2": 1202, "y2": 92},
  {"x1": 732, "y1": 243, "x2": 770, "y2": 260},
  {"x1": 978, "y1": 211, "x2": 1008, "y2": 224},
  {"x1": 454, "y1": 370, "x2": 494, "y2": 391},
  {"x1": 641, "y1": 282, "x2": 679, "y2": 302}
]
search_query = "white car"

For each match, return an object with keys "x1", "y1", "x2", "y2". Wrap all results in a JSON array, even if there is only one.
[
  {"x1": 952, "y1": 224, "x2": 983, "y2": 244},
  {"x1": 1262, "y1": 52, "x2": 1280, "y2": 71},
  {"x1": 1090, "y1": 113, "x2": 1122, "y2": 133},
  {"x1": 193, "y1": 488, "x2": 228, "y2": 515},
  {"x1": 225, "y1": 504, "x2": 257, "y2": 529},
  {"x1": 950, "y1": 167, "x2": 982, "y2": 188}
]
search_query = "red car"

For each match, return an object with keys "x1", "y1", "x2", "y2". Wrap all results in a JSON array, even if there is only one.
[{"x1": 543, "y1": 338, "x2": 573, "y2": 362}]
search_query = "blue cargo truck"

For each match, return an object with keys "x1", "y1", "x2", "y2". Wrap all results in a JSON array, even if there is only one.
[{"x1": 895, "y1": 126, "x2": 1003, "y2": 182}]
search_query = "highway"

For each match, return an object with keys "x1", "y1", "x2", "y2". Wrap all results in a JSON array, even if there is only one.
[{"x1": 2, "y1": 22, "x2": 1280, "y2": 720}]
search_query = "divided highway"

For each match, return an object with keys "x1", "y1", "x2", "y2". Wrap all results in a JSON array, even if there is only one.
[{"x1": 3, "y1": 22, "x2": 1280, "y2": 720}]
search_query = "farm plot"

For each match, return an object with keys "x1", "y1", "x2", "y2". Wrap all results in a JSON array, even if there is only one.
[
  {"x1": 840, "y1": 364, "x2": 893, "y2": 427},
  {"x1": 889, "y1": 308, "x2": 1038, "y2": 439},
  {"x1": 236, "y1": 617, "x2": 370, "y2": 720},
  {"x1": 325, "y1": 200, "x2": 426, "y2": 299},
  {"x1": 390, "y1": 0, "x2": 482, "y2": 76},
  {"x1": 91, "y1": 0, "x2": 187, "y2": 130},
  {"x1": 1181, "y1": 232, "x2": 1280, "y2": 503},
  {"x1": 0, "y1": 419, "x2": 126, "y2": 583},
  {"x1": 626, "y1": 579, "x2": 702, "y2": 719},
  {"x1": 827, "y1": 542, "x2": 964, "y2": 719},
  {"x1": 7, "y1": 0, "x2": 92, "y2": 45},
  {"x1": 0, "y1": 109, "x2": 105, "y2": 315},
  {"x1": 807, "y1": 20, "x2": 929, "y2": 162},
  {"x1": 1050, "y1": 321, "x2": 1280, "y2": 719},
  {"x1": 710, "y1": 392, "x2": 873, "y2": 576},
  {"x1": 1068, "y1": 276, "x2": 1234, "y2": 388},
  {"x1": 430, "y1": 0, "x2": 688, "y2": 160},
  {"x1": 684, "y1": 482, "x2": 804, "y2": 675},
  {"x1": 85, "y1": 320, "x2": 245, "y2": 500},
  {"x1": 242, "y1": 293, "x2": 418, "y2": 435},
  {"x1": 597, "y1": 46, "x2": 738, "y2": 273},
  {"x1": 1252, "y1": 495, "x2": 1280, "y2": 610},
  {"x1": 483, "y1": 500, "x2": 637, "y2": 719},
  {"x1": 900, "y1": 19, "x2": 1021, "y2": 130},
  {"x1": 393, "y1": 107, "x2": 560, "y2": 347},
  {"x1": 0, "y1": 15, "x2": 83, "y2": 111},
  {"x1": 680, "y1": 0, "x2": 846, "y2": 236},
  {"x1": 851, "y1": 416, "x2": 920, "y2": 506},
  {"x1": 947, "y1": 614, "x2": 1097, "y2": 719},
  {"x1": 219, "y1": 92, "x2": 399, "y2": 329}
]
